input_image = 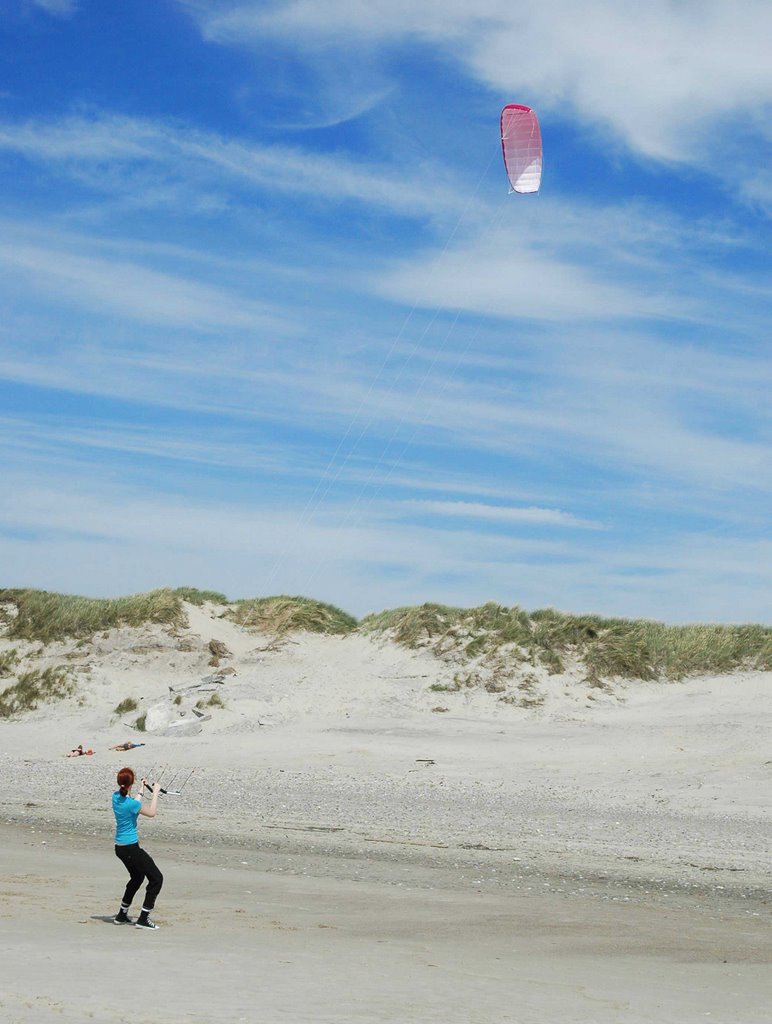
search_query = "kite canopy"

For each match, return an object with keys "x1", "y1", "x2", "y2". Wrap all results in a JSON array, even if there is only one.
[{"x1": 500, "y1": 104, "x2": 542, "y2": 194}]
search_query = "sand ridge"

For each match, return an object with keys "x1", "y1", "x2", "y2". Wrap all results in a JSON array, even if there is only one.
[
  {"x1": 1, "y1": 602, "x2": 769, "y2": 883},
  {"x1": 1, "y1": 600, "x2": 770, "y2": 1021}
]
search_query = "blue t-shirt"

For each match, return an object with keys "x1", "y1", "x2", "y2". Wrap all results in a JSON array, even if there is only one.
[{"x1": 112, "y1": 792, "x2": 141, "y2": 845}]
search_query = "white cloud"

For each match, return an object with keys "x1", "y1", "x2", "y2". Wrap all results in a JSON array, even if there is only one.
[
  {"x1": 0, "y1": 473, "x2": 568, "y2": 588},
  {"x1": 401, "y1": 500, "x2": 601, "y2": 529},
  {"x1": 2, "y1": 264, "x2": 769, "y2": 504},
  {"x1": 374, "y1": 189, "x2": 772, "y2": 328},
  {"x1": 0, "y1": 232, "x2": 288, "y2": 333},
  {"x1": 377, "y1": 223, "x2": 667, "y2": 322},
  {"x1": 183, "y1": 1, "x2": 772, "y2": 167},
  {"x1": 740, "y1": 169, "x2": 772, "y2": 217},
  {"x1": 1, "y1": 469, "x2": 769, "y2": 621},
  {"x1": 2, "y1": 114, "x2": 763, "y2": 335},
  {"x1": 0, "y1": 415, "x2": 301, "y2": 478},
  {"x1": 29, "y1": 0, "x2": 77, "y2": 16},
  {"x1": 0, "y1": 113, "x2": 465, "y2": 219}
]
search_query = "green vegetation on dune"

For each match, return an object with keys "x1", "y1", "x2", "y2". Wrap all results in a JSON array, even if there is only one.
[
  {"x1": 1, "y1": 588, "x2": 769, "y2": 687},
  {"x1": 197, "y1": 691, "x2": 224, "y2": 709},
  {"x1": 0, "y1": 647, "x2": 20, "y2": 677},
  {"x1": 114, "y1": 697, "x2": 139, "y2": 716},
  {"x1": 362, "y1": 603, "x2": 465, "y2": 646},
  {"x1": 0, "y1": 587, "x2": 185, "y2": 643},
  {"x1": 228, "y1": 595, "x2": 358, "y2": 636},
  {"x1": 0, "y1": 587, "x2": 357, "y2": 643},
  {"x1": 361, "y1": 602, "x2": 772, "y2": 682},
  {"x1": 0, "y1": 666, "x2": 74, "y2": 718},
  {"x1": 173, "y1": 586, "x2": 229, "y2": 606},
  {"x1": 630, "y1": 621, "x2": 772, "y2": 681}
]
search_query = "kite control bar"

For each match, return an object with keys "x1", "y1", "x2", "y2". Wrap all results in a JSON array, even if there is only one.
[
  {"x1": 141, "y1": 779, "x2": 168, "y2": 795},
  {"x1": 141, "y1": 766, "x2": 196, "y2": 797}
]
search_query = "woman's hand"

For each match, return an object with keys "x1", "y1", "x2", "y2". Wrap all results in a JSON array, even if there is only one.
[{"x1": 140, "y1": 780, "x2": 161, "y2": 818}]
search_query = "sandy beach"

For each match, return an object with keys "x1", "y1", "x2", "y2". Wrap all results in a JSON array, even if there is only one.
[
  {"x1": 1, "y1": 602, "x2": 770, "y2": 1022},
  {"x1": 1, "y1": 823, "x2": 769, "y2": 1024}
]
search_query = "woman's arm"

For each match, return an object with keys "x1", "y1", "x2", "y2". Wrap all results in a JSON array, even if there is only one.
[{"x1": 139, "y1": 782, "x2": 161, "y2": 818}]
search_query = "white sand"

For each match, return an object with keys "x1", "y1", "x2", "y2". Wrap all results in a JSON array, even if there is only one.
[
  {"x1": 1, "y1": 825, "x2": 770, "y2": 1024},
  {"x1": 1, "y1": 602, "x2": 770, "y2": 1021}
]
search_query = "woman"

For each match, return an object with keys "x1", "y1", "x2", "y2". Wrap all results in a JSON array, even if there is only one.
[{"x1": 112, "y1": 767, "x2": 163, "y2": 929}]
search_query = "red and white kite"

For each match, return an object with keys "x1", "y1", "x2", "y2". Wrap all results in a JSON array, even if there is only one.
[{"x1": 500, "y1": 104, "x2": 542, "y2": 194}]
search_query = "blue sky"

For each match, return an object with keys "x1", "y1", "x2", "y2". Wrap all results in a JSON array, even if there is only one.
[{"x1": 0, "y1": 0, "x2": 770, "y2": 622}]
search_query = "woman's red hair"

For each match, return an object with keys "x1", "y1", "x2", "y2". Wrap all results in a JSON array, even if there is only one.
[{"x1": 117, "y1": 767, "x2": 135, "y2": 797}]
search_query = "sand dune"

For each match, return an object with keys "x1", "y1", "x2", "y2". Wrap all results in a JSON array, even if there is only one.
[{"x1": 1, "y1": 600, "x2": 770, "y2": 1021}]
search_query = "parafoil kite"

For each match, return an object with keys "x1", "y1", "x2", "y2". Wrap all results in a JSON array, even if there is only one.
[{"x1": 500, "y1": 104, "x2": 542, "y2": 194}]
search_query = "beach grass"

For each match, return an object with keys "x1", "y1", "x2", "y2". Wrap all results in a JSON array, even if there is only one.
[
  {"x1": 228, "y1": 595, "x2": 358, "y2": 636},
  {"x1": 362, "y1": 603, "x2": 772, "y2": 682},
  {"x1": 0, "y1": 666, "x2": 75, "y2": 718},
  {"x1": 361, "y1": 603, "x2": 465, "y2": 646},
  {"x1": 0, "y1": 588, "x2": 186, "y2": 643},
  {"x1": 0, "y1": 647, "x2": 20, "y2": 677},
  {"x1": 197, "y1": 691, "x2": 224, "y2": 709},
  {"x1": 174, "y1": 587, "x2": 229, "y2": 606},
  {"x1": 2, "y1": 587, "x2": 770, "y2": 684},
  {"x1": 114, "y1": 697, "x2": 139, "y2": 716}
]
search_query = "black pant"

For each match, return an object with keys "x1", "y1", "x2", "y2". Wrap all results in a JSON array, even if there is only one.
[{"x1": 115, "y1": 843, "x2": 163, "y2": 911}]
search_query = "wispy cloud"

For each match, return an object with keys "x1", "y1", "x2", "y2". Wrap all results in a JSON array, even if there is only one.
[
  {"x1": 29, "y1": 0, "x2": 78, "y2": 16},
  {"x1": 401, "y1": 500, "x2": 602, "y2": 529},
  {"x1": 0, "y1": 414, "x2": 302, "y2": 478},
  {"x1": 3, "y1": 113, "x2": 764, "y2": 336},
  {"x1": 1, "y1": 468, "x2": 768, "y2": 621},
  {"x1": 0, "y1": 471, "x2": 571, "y2": 581},
  {"x1": 375, "y1": 191, "x2": 772, "y2": 330},
  {"x1": 0, "y1": 226, "x2": 291, "y2": 333},
  {"x1": 378, "y1": 223, "x2": 668, "y2": 322},
  {"x1": 0, "y1": 113, "x2": 465, "y2": 219},
  {"x1": 2, "y1": 265, "x2": 769, "y2": 506},
  {"x1": 184, "y1": 1, "x2": 772, "y2": 173}
]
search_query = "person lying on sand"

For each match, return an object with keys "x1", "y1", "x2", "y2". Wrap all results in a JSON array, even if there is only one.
[
  {"x1": 112, "y1": 767, "x2": 163, "y2": 930},
  {"x1": 109, "y1": 742, "x2": 146, "y2": 751},
  {"x1": 66, "y1": 745, "x2": 94, "y2": 757}
]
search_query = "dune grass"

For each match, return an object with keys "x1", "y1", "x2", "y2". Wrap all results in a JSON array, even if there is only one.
[
  {"x1": 0, "y1": 648, "x2": 20, "y2": 677},
  {"x1": 362, "y1": 603, "x2": 465, "y2": 646},
  {"x1": 0, "y1": 666, "x2": 75, "y2": 718},
  {"x1": 174, "y1": 587, "x2": 229, "y2": 606},
  {"x1": 362, "y1": 602, "x2": 772, "y2": 682},
  {"x1": 0, "y1": 588, "x2": 186, "y2": 643},
  {"x1": 228, "y1": 595, "x2": 358, "y2": 636},
  {"x1": 197, "y1": 691, "x2": 224, "y2": 709},
  {"x1": 114, "y1": 697, "x2": 139, "y2": 716},
  {"x1": 2, "y1": 587, "x2": 769, "y2": 685}
]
